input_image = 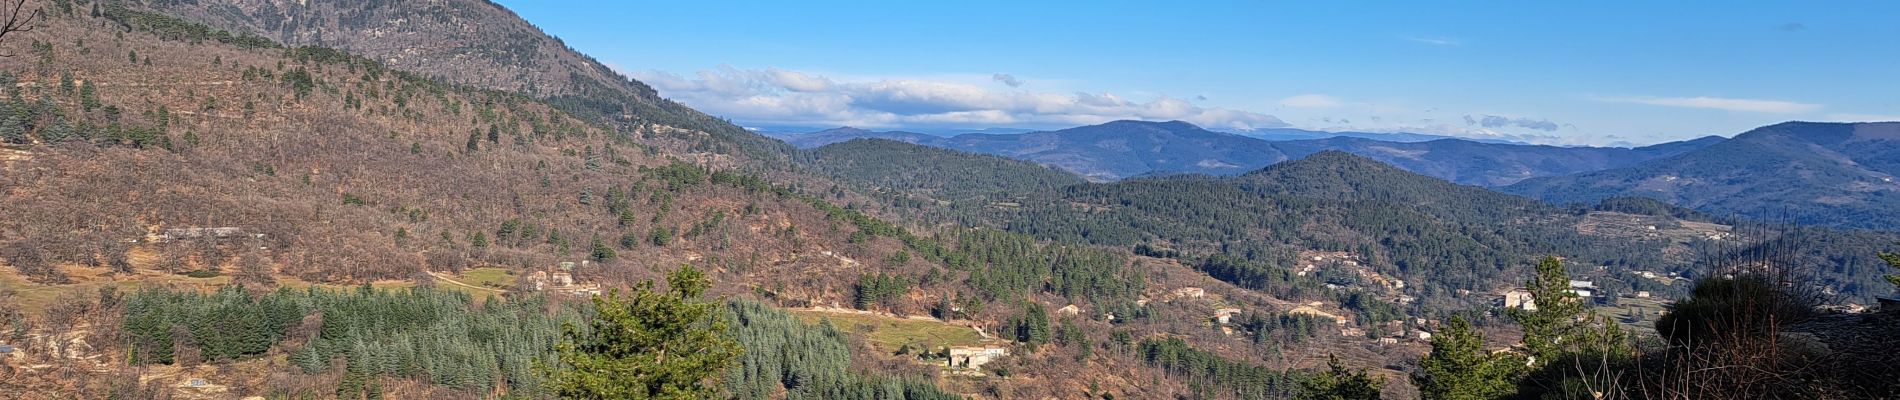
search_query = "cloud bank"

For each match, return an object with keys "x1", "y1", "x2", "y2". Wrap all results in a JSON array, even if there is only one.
[
  {"x1": 631, "y1": 66, "x2": 1289, "y2": 131},
  {"x1": 1464, "y1": 114, "x2": 1560, "y2": 131},
  {"x1": 1596, "y1": 96, "x2": 1821, "y2": 114}
]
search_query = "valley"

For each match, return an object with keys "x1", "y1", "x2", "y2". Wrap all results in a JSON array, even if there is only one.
[{"x1": 0, "y1": 1, "x2": 1895, "y2": 399}]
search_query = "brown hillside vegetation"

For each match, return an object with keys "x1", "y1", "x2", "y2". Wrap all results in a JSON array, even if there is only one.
[
  {"x1": 124, "y1": 0, "x2": 793, "y2": 163},
  {"x1": 0, "y1": 4, "x2": 1437, "y2": 399}
]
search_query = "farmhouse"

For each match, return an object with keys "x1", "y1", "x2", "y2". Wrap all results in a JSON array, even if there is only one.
[
  {"x1": 947, "y1": 346, "x2": 1009, "y2": 370},
  {"x1": 1213, "y1": 308, "x2": 1242, "y2": 324},
  {"x1": 1502, "y1": 289, "x2": 1536, "y2": 311}
]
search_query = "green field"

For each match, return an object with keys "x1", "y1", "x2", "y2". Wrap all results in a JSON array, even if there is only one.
[
  {"x1": 0, "y1": 267, "x2": 232, "y2": 313},
  {"x1": 459, "y1": 267, "x2": 517, "y2": 288},
  {"x1": 789, "y1": 309, "x2": 988, "y2": 351}
]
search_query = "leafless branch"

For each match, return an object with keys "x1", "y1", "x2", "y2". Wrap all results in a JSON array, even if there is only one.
[{"x1": 0, "y1": 0, "x2": 41, "y2": 51}]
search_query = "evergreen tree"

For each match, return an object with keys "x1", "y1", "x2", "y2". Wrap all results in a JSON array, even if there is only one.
[
  {"x1": 1300, "y1": 355, "x2": 1384, "y2": 400},
  {"x1": 59, "y1": 70, "x2": 75, "y2": 94},
  {"x1": 589, "y1": 236, "x2": 617, "y2": 262},
  {"x1": 1509, "y1": 257, "x2": 1632, "y2": 399},
  {"x1": 1881, "y1": 250, "x2": 1900, "y2": 290},
  {"x1": 853, "y1": 272, "x2": 912, "y2": 310},
  {"x1": 1005, "y1": 303, "x2": 1052, "y2": 346},
  {"x1": 468, "y1": 231, "x2": 489, "y2": 249},
  {"x1": 465, "y1": 130, "x2": 480, "y2": 153},
  {"x1": 1412, "y1": 317, "x2": 1523, "y2": 400},
  {"x1": 720, "y1": 300, "x2": 959, "y2": 399},
  {"x1": 648, "y1": 226, "x2": 673, "y2": 247},
  {"x1": 0, "y1": 111, "x2": 23, "y2": 144},
  {"x1": 496, "y1": 218, "x2": 522, "y2": 244},
  {"x1": 41, "y1": 119, "x2": 74, "y2": 143},
  {"x1": 547, "y1": 265, "x2": 741, "y2": 399},
  {"x1": 1510, "y1": 256, "x2": 1585, "y2": 366}
]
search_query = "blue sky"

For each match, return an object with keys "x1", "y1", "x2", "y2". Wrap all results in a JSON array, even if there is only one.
[{"x1": 497, "y1": 1, "x2": 1900, "y2": 146}]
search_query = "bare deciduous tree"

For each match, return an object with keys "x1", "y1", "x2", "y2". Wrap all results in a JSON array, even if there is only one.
[{"x1": 0, "y1": 0, "x2": 40, "y2": 52}]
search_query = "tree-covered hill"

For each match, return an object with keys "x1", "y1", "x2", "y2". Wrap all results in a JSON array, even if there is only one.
[
  {"x1": 772, "y1": 126, "x2": 945, "y2": 149},
  {"x1": 1235, "y1": 150, "x2": 1552, "y2": 221},
  {"x1": 0, "y1": 8, "x2": 1352, "y2": 398},
  {"x1": 1507, "y1": 121, "x2": 1900, "y2": 229},
  {"x1": 980, "y1": 152, "x2": 1897, "y2": 308},
  {"x1": 6, "y1": 2, "x2": 1898, "y2": 399},
  {"x1": 774, "y1": 120, "x2": 1720, "y2": 185},
  {"x1": 1267, "y1": 135, "x2": 1722, "y2": 186},
  {"x1": 803, "y1": 138, "x2": 1084, "y2": 204},
  {"x1": 120, "y1": 0, "x2": 794, "y2": 163}
]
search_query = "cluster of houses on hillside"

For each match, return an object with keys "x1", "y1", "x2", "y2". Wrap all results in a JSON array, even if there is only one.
[
  {"x1": 522, "y1": 262, "x2": 602, "y2": 296},
  {"x1": 1499, "y1": 279, "x2": 1613, "y2": 310}
]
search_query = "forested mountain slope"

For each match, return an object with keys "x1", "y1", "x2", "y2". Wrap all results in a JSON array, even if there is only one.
[
  {"x1": 778, "y1": 120, "x2": 1720, "y2": 185},
  {"x1": 1268, "y1": 135, "x2": 1722, "y2": 186},
  {"x1": 5, "y1": 2, "x2": 1895, "y2": 399},
  {"x1": 771, "y1": 126, "x2": 943, "y2": 148},
  {"x1": 0, "y1": 5, "x2": 1379, "y2": 398},
  {"x1": 941, "y1": 120, "x2": 1292, "y2": 181},
  {"x1": 1506, "y1": 121, "x2": 1900, "y2": 230},
  {"x1": 803, "y1": 138, "x2": 1084, "y2": 204},
  {"x1": 121, "y1": 0, "x2": 792, "y2": 162},
  {"x1": 978, "y1": 152, "x2": 1899, "y2": 307}
]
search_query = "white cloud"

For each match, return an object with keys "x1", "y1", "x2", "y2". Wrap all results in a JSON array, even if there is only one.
[
  {"x1": 633, "y1": 66, "x2": 1289, "y2": 130},
  {"x1": 766, "y1": 69, "x2": 834, "y2": 92},
  {"x1": 1596, "y1": 95, "x2": 1822, "y2": 114},
  {"x1": 1278, "y1": 94, "x2": 1346, "y2": 108}
]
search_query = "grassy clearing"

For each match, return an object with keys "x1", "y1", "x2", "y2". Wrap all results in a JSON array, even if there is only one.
[
  {"x1": 1599, "y1": 297, "x2": 1670, "y2": 334},
  {"x1": 0, "y1": 265, "x2": 233, "y2": 313},
  {"x1": 788, "y1": 309, "x2": 988, "y2": 351},
  {"x1": 459, "y1": 267, "x2": 516, "y2": 288}
]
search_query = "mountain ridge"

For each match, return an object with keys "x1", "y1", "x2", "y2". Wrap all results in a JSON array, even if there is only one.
[
  {"x1": 774, "y1": 120, "x2": 1721, "y2": 185},
  {"x1": 1505, "y1": 121, "x2": 1900, "y2": 229},
  {"x1": 123, "y1": 0, "x2": 793, "y2": 162}
]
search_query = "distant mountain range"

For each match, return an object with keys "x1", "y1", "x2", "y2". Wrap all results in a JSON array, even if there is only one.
[
  {"x1": 790, "y1": 120, "x2": 1900, "y2": 231},
  {"x1": 1269, "y1": 135, "x2": 1723, "y2": 187},
  {"x1": 773, "y1": 120, "x2": 1720, "y2": 185},
  {"x1": 1505, "y1": 121, "x2": 1900, "y2": 229},
  {"x1": 1240, "y1": 127, "x2": 1527, "y2": 144}
]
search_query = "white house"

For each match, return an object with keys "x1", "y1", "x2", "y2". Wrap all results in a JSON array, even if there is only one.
[
  {"x1": 1503, "y1": 289, "x2": 1537, "y2": 311},
  {"x1": 948, "y1": 346, "x2": 1009, "y2": 370}
]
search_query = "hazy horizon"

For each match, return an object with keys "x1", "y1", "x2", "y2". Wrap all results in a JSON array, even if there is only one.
[{"x1": 500, "y1": 0, "x2": 1899, "y2": 146}]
